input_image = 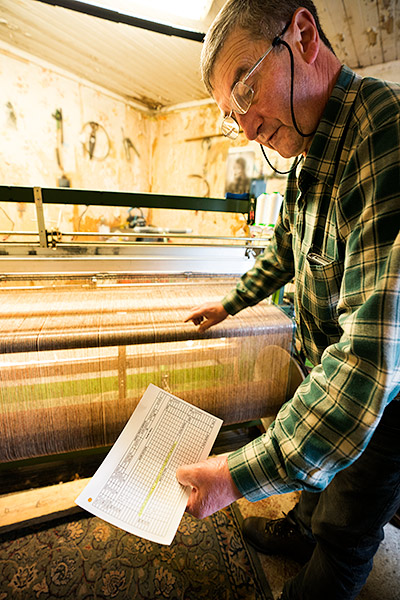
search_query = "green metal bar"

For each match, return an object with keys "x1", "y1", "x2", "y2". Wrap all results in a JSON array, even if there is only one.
[{"x1": 0, "y1": 186, "x2": 250, "y2": 215}]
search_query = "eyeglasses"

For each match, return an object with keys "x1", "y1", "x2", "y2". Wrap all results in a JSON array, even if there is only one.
[{"x1": 221, "y1": 43, "x2": 276, "y2": 139}]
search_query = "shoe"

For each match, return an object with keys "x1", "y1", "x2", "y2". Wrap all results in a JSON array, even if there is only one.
[
  {"x1": 242, "y1": 513, "x2": 315, "y2": 563},
  {"x1": 390, "y1": 510, "x2": 400, "y2": 530}
]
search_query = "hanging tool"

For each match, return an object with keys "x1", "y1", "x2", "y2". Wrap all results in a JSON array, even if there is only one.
[
  {"x1": 81, "y1": 121, "x2": 110, "y2": 160},
  {"x1": 52, "y1": 108, "x2": 64, "y2": 170},
  {"x1": 122, "y1": 128, "x2": 140, "y2": 161},
  {"x1": 52, "y1": 108, "x2": 70, "y2": 187},
  {"x1": 6, "y1": 102, "x2": 17, "y2": 129},
  {"x1": 52, "y1": 108, "x2": 64, "y2": 145},
  {"x1": 88, "y1": 121, "x2": 99, "y2": 159}
]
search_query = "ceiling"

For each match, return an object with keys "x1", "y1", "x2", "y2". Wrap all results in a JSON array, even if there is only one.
[{"x1": 0, "y1": 0, "x2": 399, "y2": 111}]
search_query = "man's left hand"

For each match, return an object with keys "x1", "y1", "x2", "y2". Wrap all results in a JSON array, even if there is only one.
[{"x1": 176, "y1": 454, "x2": 242, "y2": 519}]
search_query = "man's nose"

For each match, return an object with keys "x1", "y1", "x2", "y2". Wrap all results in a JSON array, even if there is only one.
[{"x1": 236, "y1": 112, "x2": 258, "y2": 141}]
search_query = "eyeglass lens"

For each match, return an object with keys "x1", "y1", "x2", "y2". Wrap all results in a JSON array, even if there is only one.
[
  {"x1": 231, "y1": 82, "x2": 254, "y2": 114},
  {"x1": 221, "y1": 72, "x2": 255, "y2": 138},
  {"x1": 221, "y1": 115, "x2": 240, "y2": 139},
  {"x1": 221, "y1": 40, "x2": 276, "y2": 138}
]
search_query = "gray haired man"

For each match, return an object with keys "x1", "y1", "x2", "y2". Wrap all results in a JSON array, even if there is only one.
[{"x1": 177, "y1": 1, "x2": 400, "y2": 598}]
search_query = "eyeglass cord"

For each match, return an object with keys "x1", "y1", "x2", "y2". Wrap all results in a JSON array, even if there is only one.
[
  {"x1": 259, "y1": 24, "x2": 314, "y2": 175},
  {"x1": 260, "y1": 144, "x2": 303, "y2": 175},
  {"x1": 272, "y1": 29, "x2": 316, "y2": 139}
]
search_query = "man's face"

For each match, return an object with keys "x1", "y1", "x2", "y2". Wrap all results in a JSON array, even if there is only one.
[{"x1": 211, "y1": 28, "x2": 317, "y2": 158}]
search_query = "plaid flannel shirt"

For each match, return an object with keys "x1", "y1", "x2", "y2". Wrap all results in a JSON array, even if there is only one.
[{"x1": 224, "y1": 65, "x2": 400, "y2": 500}]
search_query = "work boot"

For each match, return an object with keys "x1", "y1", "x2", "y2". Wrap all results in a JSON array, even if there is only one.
[{"x1": 242, "y1": 513, "x2": 315, "y2": 563}]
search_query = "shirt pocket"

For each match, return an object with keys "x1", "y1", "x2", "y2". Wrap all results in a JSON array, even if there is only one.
[{"x1": 300, "y1": 249, "x2": 343, "y2": 328}]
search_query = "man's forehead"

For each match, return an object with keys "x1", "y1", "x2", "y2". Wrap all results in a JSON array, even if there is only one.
[
  {"x1": 213, "y1": 29, "x2": 253, "y2": 76},
  {"x1": 211, "y1": 30, "x2": 265, "y2": 105}
]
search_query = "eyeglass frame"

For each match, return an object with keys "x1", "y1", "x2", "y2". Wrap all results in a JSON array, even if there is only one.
[{"x1": 221, "y1": 23, "x2": 290, "y2": 139}]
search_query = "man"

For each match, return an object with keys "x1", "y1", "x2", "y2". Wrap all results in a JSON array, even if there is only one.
[{"x1": 176, "y1": 1, "x2": 400, "y2": 598}]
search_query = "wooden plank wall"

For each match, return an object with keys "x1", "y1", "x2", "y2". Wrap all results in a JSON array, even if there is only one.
[{"x1": 316, "y1": 0, "x2": 400, "y2": 69}]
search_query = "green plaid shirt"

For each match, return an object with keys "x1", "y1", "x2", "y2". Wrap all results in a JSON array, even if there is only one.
[{"x1": 225, "y1": 65, "x2": 400, "y2": 500}]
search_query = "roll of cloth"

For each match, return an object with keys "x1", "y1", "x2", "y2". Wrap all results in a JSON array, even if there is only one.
[{"x1": 0, "y1": 276, "x2": 294, "y2": 462}]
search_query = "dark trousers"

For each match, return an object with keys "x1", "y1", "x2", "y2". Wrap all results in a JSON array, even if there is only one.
[{"x1": 283, "y1": 399, "x2": 400, "y2": 600}]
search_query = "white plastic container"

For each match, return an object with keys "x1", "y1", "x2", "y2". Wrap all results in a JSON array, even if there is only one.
[{"x1": 255, "y1": 192, "x2": 283, "y2": 227}]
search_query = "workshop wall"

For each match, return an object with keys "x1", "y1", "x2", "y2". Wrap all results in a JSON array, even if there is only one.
[
  {"x1": 356, "y1": 58, "x2": 400, "y2": 83},
  {"x1": 0, "y1": 47, "x2": 151, "y2": 236}
]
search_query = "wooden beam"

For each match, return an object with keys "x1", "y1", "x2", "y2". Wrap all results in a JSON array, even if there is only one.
[{"x1": 0, "y1": 478, "x2": 90, "y2": 533}]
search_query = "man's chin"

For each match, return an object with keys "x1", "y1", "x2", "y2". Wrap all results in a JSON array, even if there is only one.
[
  {"x1": 267, "y1": 140, "x2": 308, "y2": 160},
  {"x1": 265, "y1": 128, "x2": 310, "y2": 159},
  {"x1": 265, "y1": 144, "x2": 296, "y2": 159}
]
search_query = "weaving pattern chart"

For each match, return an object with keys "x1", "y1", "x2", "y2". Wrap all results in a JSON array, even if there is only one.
[{"x1": 76, "y1": 384, "x2": 223, "y2": 544}]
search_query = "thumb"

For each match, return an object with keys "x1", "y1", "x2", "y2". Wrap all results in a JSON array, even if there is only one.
[
  {"x1": 176, "y1": 465, "x2": 195, "y2": 488},
  {"x1": 197, "y1": 320, "x2": 213, "y2": 333}
]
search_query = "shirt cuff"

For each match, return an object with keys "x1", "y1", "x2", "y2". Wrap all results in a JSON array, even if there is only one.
[
  {"x1": 227, "y1": 435, "x2": 294, "y2": 502},
  {"x1": 221, "y1": 290, "x2": 249, "y2": 315}
]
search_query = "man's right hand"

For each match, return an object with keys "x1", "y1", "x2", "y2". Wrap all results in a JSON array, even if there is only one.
[{"x1": 184, "y1": 302, "x2": 229, "y2": 332}]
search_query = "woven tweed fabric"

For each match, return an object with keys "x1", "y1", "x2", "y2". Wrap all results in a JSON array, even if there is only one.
[{"x1": 0, "y1": 505, "x2": 272, "y2": 600}]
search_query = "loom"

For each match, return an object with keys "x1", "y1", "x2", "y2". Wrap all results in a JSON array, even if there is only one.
[{"x1": 0, "y1": 186, "x2": 297, "y2": 472}]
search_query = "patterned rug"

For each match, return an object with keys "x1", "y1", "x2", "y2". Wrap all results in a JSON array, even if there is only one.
[{"x1": 0, "y1": 504, "x2": 272, "y2": 599}]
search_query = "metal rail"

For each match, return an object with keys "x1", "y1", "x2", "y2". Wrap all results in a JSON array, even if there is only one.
[{"x1": 0, "y1": 186, "x2": 253, "y2": 216}]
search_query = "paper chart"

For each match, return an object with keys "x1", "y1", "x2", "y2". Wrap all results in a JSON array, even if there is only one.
[{"x1": 75, "y1": 384, "x2": 223, "y2": 545}]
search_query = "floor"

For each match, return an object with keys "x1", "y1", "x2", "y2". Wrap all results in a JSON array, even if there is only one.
[{"x1": 236, "y1": 493, "x2": 400, "y2": 600}]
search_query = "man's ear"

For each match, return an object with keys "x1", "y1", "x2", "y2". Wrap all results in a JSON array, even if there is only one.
[{"x1": 292, "y1": 7, "x2": 319, "y2": 64}]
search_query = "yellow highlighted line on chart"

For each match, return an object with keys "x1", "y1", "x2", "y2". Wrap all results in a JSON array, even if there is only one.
[{"x1": 139, "y1": 441, "x2": 177, "y2": 517}]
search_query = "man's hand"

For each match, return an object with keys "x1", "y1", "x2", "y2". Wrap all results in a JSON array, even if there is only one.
[
  {"x1": 184, "y1": 302, "x2": 229, "y2": 332},
  {"x1": 176, "y1": 454, "x2": 242, "y2": 519}
]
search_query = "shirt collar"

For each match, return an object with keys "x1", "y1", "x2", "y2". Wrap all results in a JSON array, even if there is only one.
[{"x1": 299, "y1": 64, "x2": 363, "y2": 190}]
